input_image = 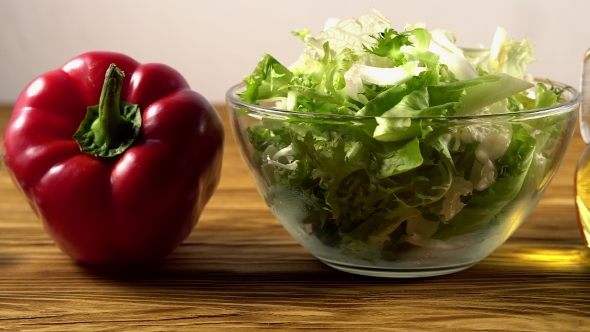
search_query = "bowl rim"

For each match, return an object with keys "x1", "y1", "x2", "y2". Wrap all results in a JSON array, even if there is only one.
[{"x1": 226, "y1": 78, "x2": 581, "y2": 121}]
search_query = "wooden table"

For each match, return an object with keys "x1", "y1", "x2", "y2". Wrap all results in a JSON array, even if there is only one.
[{"x1": 0, "y1": 104, "x2": 588, "y2": 331}]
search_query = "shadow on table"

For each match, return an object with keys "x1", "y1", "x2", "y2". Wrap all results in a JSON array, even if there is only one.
[{"x1": 75, "y1": 243, "x2": 590, "y2": 294}]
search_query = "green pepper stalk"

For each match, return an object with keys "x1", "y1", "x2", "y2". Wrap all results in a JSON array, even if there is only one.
[{"x1": 73, "y1": 63, "x2": 142, "y2": 157}]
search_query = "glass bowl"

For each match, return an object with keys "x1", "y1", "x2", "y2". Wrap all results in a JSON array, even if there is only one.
[{"x1": 226, "y1": 80, "x2": 580, "y2": 278}]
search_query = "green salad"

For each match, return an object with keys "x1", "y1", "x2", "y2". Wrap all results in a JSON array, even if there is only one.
[{"x1": 238, "y1": 9, "x2": 568, "y2": 260}]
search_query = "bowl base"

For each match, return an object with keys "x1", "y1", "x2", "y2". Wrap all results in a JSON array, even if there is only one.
[{"x1": 319, "y1": 258, "x2": 477, "y2": 278}]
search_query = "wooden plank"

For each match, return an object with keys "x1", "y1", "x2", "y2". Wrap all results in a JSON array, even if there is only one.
[{"x1": 0, "y1": 105, "x2": 589, "y2": 331}]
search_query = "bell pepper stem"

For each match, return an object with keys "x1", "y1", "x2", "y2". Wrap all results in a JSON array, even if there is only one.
[
  {"x1": 94, "y1": 64, "x2": 128, "y2": 148},
  {"x1": 73, "y1": 64, "x2": 142, "y2": 158}
]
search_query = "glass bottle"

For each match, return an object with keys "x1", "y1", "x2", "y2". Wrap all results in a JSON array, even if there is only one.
[{"x1": 575, "y1": 48, "x2": 590, "y2": 248}]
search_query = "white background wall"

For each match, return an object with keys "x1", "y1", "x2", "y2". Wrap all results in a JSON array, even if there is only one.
[{"x1": 1, "y1": 0, "x2": 589, "y2": 105}]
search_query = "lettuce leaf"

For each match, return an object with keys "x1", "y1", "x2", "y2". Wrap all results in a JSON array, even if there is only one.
[{"x1": 431, "y1": 125, "x2": 536, "y2": 240}]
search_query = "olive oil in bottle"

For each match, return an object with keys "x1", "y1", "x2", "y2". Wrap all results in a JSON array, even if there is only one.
[{"x1": 575, "y1": 145, "x2": 590, "y2": 247}]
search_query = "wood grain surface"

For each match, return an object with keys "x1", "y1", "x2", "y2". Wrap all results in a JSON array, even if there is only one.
[{"x1": 0, "y1": 105, "x2": 589, "y2": 331}]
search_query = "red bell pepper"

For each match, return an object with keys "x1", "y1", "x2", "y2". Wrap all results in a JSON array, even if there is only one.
[{"x1": 2, "y1": 51, "x2": 224, "y2": 264}]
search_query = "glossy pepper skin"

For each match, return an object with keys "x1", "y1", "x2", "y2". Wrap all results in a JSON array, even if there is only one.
[{"x1": 2, "y1": 51, "x2": 224, "y2": 264}]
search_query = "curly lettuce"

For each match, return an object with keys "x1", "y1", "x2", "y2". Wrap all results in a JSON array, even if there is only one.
[{"x1": 238, "y1": 9, "x2": 566, "y2": 261}]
